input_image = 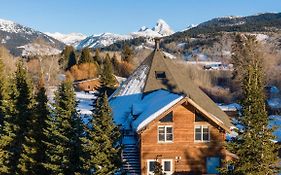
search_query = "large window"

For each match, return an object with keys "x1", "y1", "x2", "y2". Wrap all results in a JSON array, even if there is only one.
[
  {"x1": 195, "y1": 125, "x2": 210, "y2": 142},
  {"x1": 158, "y1": 126, "x2": 173, "y2": 142}
]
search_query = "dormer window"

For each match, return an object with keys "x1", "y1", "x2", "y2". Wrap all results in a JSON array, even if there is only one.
[{"x1": 155, "y1": 71, "x2": 166, "y2": 79}]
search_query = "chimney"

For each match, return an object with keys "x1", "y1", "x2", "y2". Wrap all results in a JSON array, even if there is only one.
[{"x1": 154, "y1": 37, "x2": 160, "y2": 51}]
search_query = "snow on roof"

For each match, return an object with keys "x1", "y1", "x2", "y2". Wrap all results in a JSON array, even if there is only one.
[
  {"x1": 112, "y1": 64, "x2": 149, "y2": 97},
  {"x1": 110, "y1": 89, "x2": 184, "y2": 131}
]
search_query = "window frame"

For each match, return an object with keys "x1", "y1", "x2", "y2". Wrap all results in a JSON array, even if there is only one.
[
  {"x1": 147, "y1": 159, "x2": 173, "y2": 175},
  {"x1": 158, "y1": 125, "x2": 173, "y2": 143},
  {"x1": 161, "y1": 159, "x2": 173, "y2": 174},
  {"x1": 147, "y1": 159, "x2": 156, "y2": 175},
  {"x1": 194, "y1": 125, "x2": 210, "y2": 142}
]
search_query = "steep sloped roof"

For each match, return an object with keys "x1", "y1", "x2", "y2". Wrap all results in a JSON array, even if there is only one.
[
  {"x1": 111, "y1": 40, "x2": 232, "y2": 130},
  {"x1": 110, "y1": 89, "x2": 183, "y2": 131}
]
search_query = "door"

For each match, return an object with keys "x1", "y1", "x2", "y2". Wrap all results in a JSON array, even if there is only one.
[{"x1": 206, "y1": 157, "x2": 220, "y2": 174}]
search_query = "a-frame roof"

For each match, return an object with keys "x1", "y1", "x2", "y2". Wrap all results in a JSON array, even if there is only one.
[{"x1": 111, "y1": 39, "x2": 232, "y2": 130}]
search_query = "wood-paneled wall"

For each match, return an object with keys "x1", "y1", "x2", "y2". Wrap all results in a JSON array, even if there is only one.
[{"x1": 139, "y1": 101, "x2": 227, "y2": 174}]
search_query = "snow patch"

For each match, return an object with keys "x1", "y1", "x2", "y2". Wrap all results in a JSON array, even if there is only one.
[
  {"x1": 113, "y1": 64, "x2": 149, "y2": 97},
  {"x1": 45, "y1": 32, "x2": 87, "y2": 46},
  {"x1": 18, "y1": 43, "x2": 61, "y2": 56}
]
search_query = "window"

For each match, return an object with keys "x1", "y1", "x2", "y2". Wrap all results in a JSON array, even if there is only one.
[
  {"x1": 147, "y1": 159, "x2": 173, "y2": 175},
  {"x1": 160, "y1": 111, "x2": 173, "y2": 122},
  {"x1": 195, "y1": 125, "x2": 210, "y2": 142},
  {"x1": 147, "y1": 160, "x2": 156, "y2": 174},
  {"x1": 155, "y1": 71, "x2": 166, "y2": 79},
  {"x1": 195, "y1": 110, "x2": 207, "y2": 122},
  {"x1": 158, "y1": 126, "x2": 173, "y2": 142},
  {"x1": 162, "y1": 159, "x2": 173, "y2": 175}
]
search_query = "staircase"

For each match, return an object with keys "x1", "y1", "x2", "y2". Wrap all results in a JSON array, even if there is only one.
[{"x1": 122, "y1": 131, "x2": 141, "y2": 174}]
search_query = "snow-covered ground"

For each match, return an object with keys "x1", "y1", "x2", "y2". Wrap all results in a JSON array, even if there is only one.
[
  {"x1": 18, "y1": 43, "x2": 61, "y2": 56},
  {"x1": 75, "y1": 91, "x2": 96, "y2": 116}
]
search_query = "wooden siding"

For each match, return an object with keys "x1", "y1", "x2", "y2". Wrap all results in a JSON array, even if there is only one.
[{"x1": 140, "y1": 101, "x2": 227, "y2": 175}]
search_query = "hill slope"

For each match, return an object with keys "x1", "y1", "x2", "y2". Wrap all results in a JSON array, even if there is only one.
[{"x1": 0, "y1": 19, "x2": 64, "y2": 56}]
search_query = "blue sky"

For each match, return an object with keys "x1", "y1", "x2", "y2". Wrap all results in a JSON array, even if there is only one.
[{"x1": 0, "y1": 0, "x2": 280, "y2": 35}]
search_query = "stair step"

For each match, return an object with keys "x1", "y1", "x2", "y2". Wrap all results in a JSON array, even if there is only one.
[{"x1": 121, "y1": 133, "x2": 140, "y2": 174}]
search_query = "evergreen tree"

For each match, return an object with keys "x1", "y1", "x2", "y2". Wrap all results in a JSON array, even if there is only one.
[
  {"x1": 60, "y1": 45, "x2": 77, "y2": 70},
  {"x1": 0, "y1": 58, "x2": 9, "y2": 129},
  {"x1": 43, "y1": 81, "x2": 85, "y2": 175},
  {"x1": 223, "y1": 34, "x2": 280, "y2": 175},
  {"x1": 121, "y1": 44, "x2": 133, "y2": 63},
  {"x1": 93, "y1": 48, "x2": 102, "y2": 65},
  {"x1": 81, "y1": 92, "x2": 122, "y2": 175},
  {"x1": 100, "y1": 53, "x2": 116, "y2": 88},
  {"x1": 29, "y1": 77, "x2": 50, "y2": 175},
  {"x1": 0, "y1": 58, "x2": 14, "y2": 174},
  {"x1": 67, "y1": 50, "x2": 77, "y2": 70},
  {"x1": 0, "y1": 61, "x2": 36, "y2": 174},
  {"x1": 153, "y1": 160, "x2": 165, "y2": 175},
  {"x1": 79, "y1": 47, "x2": 92, "y2": 64}
]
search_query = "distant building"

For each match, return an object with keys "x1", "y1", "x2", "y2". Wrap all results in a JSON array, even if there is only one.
[
  {"x1": 73, "y1": 78, "x2": 100, "y2": 91},
  {"x1": 110, "y1": 39, "x2": 234, "y2": 175}
]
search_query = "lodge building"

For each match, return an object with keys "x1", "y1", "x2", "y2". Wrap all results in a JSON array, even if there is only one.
[{"x1": 110, "y1": 39, "x2": 233, "y2": 175}]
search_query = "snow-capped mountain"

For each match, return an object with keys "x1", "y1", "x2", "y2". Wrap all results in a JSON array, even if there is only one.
[
  {"x1": 76, "y1": 33, "x2": 132, "y2": 50},
  {"x1": 182, "y1": 24, "x2": 198, "y2": 31},
  {"x1": 44, "y1": 32, "x2": 86, "y2": 46},
  {"x1": 0, "y1": 18, "x2": 64, "y2": 56},
  {"x1": 76, "y1": 19, "x2": 174, "y2": 49},
  {"x1": 152, "y1": 19, "x2": 174, "y2": 36}
]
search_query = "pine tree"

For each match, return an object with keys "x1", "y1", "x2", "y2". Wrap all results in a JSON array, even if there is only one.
[
  {"x1": 43, "y1": 81, "x2": 85, "y2": 175},
  {"x1": 0, "y1": 58, "x2": 14, "y2": 174},
  {"x1": 0, "y1": 61, "x2": 36, "y2": 174},
  {"x1": 30, "y1": 77, "x2": 50, "y2": 175},
  {"x1": 121, "y1": 44, "x2": 133, "y2": 63},
  {"x1": 93, "y1": 48, "x2": 102, "y2": 65},
  {"x1": 79, "y1": 47, "x2": 92, "y2": 64},
  {"x1": 223, "y1": 34, "x2": 280, "y2": 175},
  {"x1": 81, "y1": 92, "x2": 122, "y2": 175},
  {"x1": 67, "y1": 50, "x2": 77, "y2": 70},
  {"x1": 60, "y1": 45, "x2": 77, "y2": 70},
  {"x1": 100, "y1": 53, "x2": 116, "y2": 88},
  {"x1": 153, "y1": 160, "x2": 165, "y2": 175},
  {"x1": 15, "y1": 61, "x2": 38, "y2": 175},
  {"x1": 0, "y1": 58, "x2": 9, "y2": 130}
]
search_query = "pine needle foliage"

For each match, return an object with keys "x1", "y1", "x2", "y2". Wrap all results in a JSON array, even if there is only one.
[{"x1": 222, "y1": 34, "x2": 280, "y2": 175}]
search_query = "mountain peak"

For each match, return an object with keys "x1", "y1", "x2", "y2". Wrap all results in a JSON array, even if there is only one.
[
  {"x1": 152, "y1": 19, "x2": 174, "y2": 36},
  {"x1": 0, "y1": 18, "x2": 15, "y2": 25}
]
